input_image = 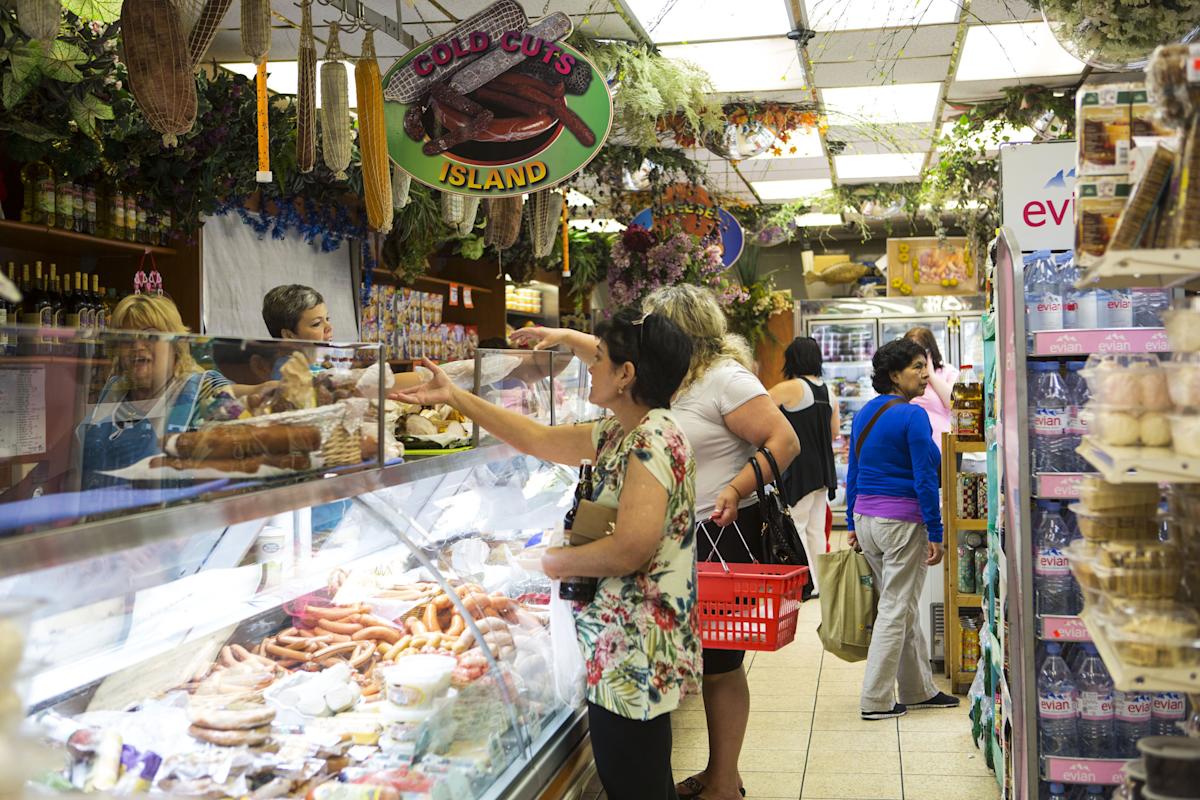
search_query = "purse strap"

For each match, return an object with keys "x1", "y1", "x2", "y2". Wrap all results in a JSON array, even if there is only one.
[
  {"x1": 854, "y1": 396, "x2": 906, "y2": 460},
  {"x1": 758, "y1": 446, "x2": 784, "y2": 485}
]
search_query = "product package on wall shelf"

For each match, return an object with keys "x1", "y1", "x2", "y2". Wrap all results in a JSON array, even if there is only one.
[{"x1": 361, "y1": 284, "x2": 479, "y2": 363}]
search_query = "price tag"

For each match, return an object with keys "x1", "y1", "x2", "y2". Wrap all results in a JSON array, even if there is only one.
[
  {"x1": 449, "y1": 283, "x2": 459, "y2": 307},
  {"x1": 463, "y1": 287, "x2": 474, "y2": 309}
]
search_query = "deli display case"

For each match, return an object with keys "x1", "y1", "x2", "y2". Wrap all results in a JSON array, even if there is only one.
[{"x1": 0, "y1": 325, "x2": 599, "y2": 800}]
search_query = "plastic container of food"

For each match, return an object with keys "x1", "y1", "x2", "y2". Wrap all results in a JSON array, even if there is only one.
[
  {"x1": 381, "y1": 655, "x2": 456, "y2": 722},
  {"x1": 1168, "y1": 485, "x2": 1200, "y2": 520},
  {"x1": 1100, "y1": 541, "x2": 1178, "y2": 570},
  {"x1": 1081, "y1": 354, "x2": 1172, "y2": 410},
  {"x1": 1168, "y1": 413, "x2": 1200, "y2": 457},
  {"x1": 1071, "y1": 503, "x2": 1163, "y2": 542},
  {"x1": 1125, "y1": 759, "x2": 1148, "y2": 800},
  {"x1": 1138, "y1": 736, "x2": 1200, "y2": 799},
  {"x1": 1103, "y1": 602, "x2": 1200, "y2": 668},
  {"x1": 1093, "y1": 561, "x2": 1182, "y2": 599},
  {"x1": 1162, "y1": 354, "x2": 1200, "y2": 410},
  {"x1": 1080, "y1": 476, "x2": 1161, "y2": 514},
  {"x1": 1163, "y1": 302, "x2": 1200, "y2": 353},
  {"x1": 1067, "y1": 539, "x2": 1103, "y2": 592},
  {"x1": 1085, "y1": 405, "x2": 1174, "y2": 447}
]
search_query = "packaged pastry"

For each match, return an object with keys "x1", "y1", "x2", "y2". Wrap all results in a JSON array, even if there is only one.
[
  {"x1": 1109, "y1": 143, "x2": 1176, "y2": 252},
  {"x1": 1163, "y1": 354, "x2": 1200, "y2": 409},
  {"x1": 1084, "y1": 405, "x2": 1171, "y2": 447},
  {"x1": 1103, "y1": 602, "x2": 1200, "y2": 667},
  {"x1": 1162, "y1": 300, "x2": 1200, "y2": 353},
  {"x1": 1129, "y1": 88, "x2": 1176, "y2": 141},
  {"x1": 1168, "y1": 413, "x2": 1200, "y2": 457},
  {"x1": 1168, "y1": 484, "x2": 1200, "y2": 521},
  {"x1": 1092, "y1": 561, "x2": 1182, "y2": 600},
  {"x1": 1079, "y1": 475, "x2": 1161, "y2": 513},
  {"x1": 1099, "y1": 541, "x2": 1177, "y2": 570},
  {"x1": 1147, "y1": 44, "x2": 1200, "y2": 130},
  {"x1": 1078, "y1": 84, "x2": 1133, "y2": 175},
  {"x1": 1066, "y1": 539, "x2": 1102, "y2": 593},
  {"x1": 1077, "y1": 176, "x2": 1133, "y2": 265},
  {"x1": 1071, "y1": 502, "x2": 1162, "y2": 542},
  {"x1": 1080, "y1": 354, "x2": 1170, "y2": 410}
]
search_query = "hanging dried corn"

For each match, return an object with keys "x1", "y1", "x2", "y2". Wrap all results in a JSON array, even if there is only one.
[
  {"x1": 458, "y1": 195, "x2": 481, "y2": 236},
  {"x1": 295, "y1": 0, "x2": 317, "y2": 173},
  {"x1": 255, "y1": 59, "x2": 271, "y2": 183},
  {"x1": 16, "y1": 0, "x2": 61, "y2": 41},
  {"x1": 562, "y1": 197, "x2": 570, "y2": 276},
  {"x1": 485, "y1": 196, "x2": 523, "y2": 251},
  {"x1": 186, "y1": 0, "x2": 232, "y2": 68},
  {"x1": 356, "y1": 30, "x2": 392, "y2": 234},
  {"x1": 391, "y1": 163, "x2": 411, "y2": 209},
  {"x1": 320, "y1": 23, "x2": 351, "y2": 181},
  {"x1": 441, "y1": 192, "x2": 465, "y2": 226},
  {"x1": 120, "y1": 0, "x2": 197, "y2": 148},
  {"x1": 240, "y1": 0, "x2": 270, "y2": 65},
  {"x1": 528, "y1": 190, "x2": 562, "y2": 259}
]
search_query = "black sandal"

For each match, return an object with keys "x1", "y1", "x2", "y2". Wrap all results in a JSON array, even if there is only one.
[{"x1": 676, "y1": 776, "x2": 746, "y2": 798}]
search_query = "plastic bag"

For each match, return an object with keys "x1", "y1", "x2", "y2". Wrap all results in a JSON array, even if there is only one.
[
  {"x1": 548, "y1": 579, "x2": 586, "y2": 707},
  {"x1": 814, "y1": 548, "x2": 878, "y2": 662}
]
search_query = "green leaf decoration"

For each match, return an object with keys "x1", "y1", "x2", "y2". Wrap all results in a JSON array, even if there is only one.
[
  {"x1": 1, "y1": 70, "x2": 33, "y2": 107},
  {"x1": 69, "y1": 92, "x2": 112, "y2": 137},
  {"x1": 61, "y1": 0, "x2": 121, "y2": 23},
  {"x1": 0, "y1": 115, "x2": 58, "y2": 141},
  {"x1": 9, "y1": 38, "x2": 85, "y2": 84}
]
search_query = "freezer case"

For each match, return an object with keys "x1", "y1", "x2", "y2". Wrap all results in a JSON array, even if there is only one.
[
  {"x1": 0, "y1": 334, "x2": 598, "y2": 800},
  {"x1": 879, "y1": 318, "x2": 951, "y2": 360}
]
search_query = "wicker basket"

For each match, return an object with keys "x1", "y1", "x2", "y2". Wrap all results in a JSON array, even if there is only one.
[{"x1": 211, "y1": 398, "x2": 368, "y2": 469}]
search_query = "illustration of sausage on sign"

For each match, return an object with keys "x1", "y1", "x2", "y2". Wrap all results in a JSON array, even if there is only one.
[{"x1": 383, "y1": 0, "x2": 613, "y2": 197}]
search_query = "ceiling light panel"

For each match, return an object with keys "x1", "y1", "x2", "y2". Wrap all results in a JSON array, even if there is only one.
[
  {"x1": 808, "y1": 24, "x2": 959, "y2": 63},
  {"x1": 822, "y1": 83, "x2": 941, "y2": 126},
  {"x1": 624, "y1": 0, "x2": 791, "y2": 43},
  {"x1": 804, "y1": 0, "x2": 961, "y2": 32},
  {"x1": 658, "y1": 40, "x2": 808, "y2": 93},
  {"x1": 812, "y1": 57, "x2": 950, "y2": 88},
  {"x1": 834, "y1": 152, "x2": 926, "y2": 180},
  {"x1": 955, "y1": 22, "x2": 1086, "y2": 82},
  {"x1": 751, "y1": 129, "x2": 826, "y2": 160},
  {"x1": 752, "y1": 178, "x2": 834, "y2": 201}
]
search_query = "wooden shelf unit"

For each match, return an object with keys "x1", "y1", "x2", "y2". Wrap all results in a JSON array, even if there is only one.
[{"x1": 942, "y1": 431, "x2": 988, "y2": 694}]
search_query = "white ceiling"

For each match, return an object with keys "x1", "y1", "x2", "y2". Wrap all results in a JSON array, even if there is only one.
[{"x1": 209, "y1": 0, "x2": 1086, "y2": 207}]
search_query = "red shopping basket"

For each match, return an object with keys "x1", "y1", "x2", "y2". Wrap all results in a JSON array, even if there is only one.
[{"x1": 695, "y1": 561, "x2": 808, "y2": 651}]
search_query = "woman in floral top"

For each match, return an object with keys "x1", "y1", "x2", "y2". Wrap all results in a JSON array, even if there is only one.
[{"x1": 399, "y1": 307, "x2": 699, "y2": 799}]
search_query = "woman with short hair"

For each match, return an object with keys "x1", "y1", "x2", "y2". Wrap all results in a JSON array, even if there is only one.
[
  {"x1": 769, "y1": 336, "x2": 838, "y2": 594},
  {"x1": 400, "y1": 307, "x2": 700, "y2": 800},
  {"x1": 847, "y1": 338, "x2": 958, "y2": 720},
  {"x1": 262, "y1": 284, "x2": 333, "y2": 342}
]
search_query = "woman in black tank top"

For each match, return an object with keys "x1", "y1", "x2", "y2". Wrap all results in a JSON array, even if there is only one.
[{"x1": 768, "y1": 337, "x2": 838, "y2": 593}]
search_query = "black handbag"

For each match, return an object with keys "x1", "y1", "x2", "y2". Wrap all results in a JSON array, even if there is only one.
[{"x1": 748, "y1": 447, "x2": 812, "y2": 585}]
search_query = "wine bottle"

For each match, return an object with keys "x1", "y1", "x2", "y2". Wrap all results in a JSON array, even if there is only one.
[
  {"x1": 19, "y1": 264, "x2": 34, "y2": 324},
  {"x1": 49, "y1": 270, "x2": 65, "y2": 328},
  {"x1": 54, "y1": 176, "x2": 73, "y2": 231},
  {"x1": 559, "y1": 459, "x2": 599, "y2": 603},
  {"x1": 111, "y1": 188, "x2": 125, "y2": 240},
  {"x1": 93, "y1": 275, "x2": 106, "y2": 330},
  {"x1": 84, "y1": 185, "x2": 98, "y2": 235},
  {"x1": 19, "y1": 163, "x2": 37, "y2": 223},
  {"x1": 36, "y1": 166, "x2": 55, "y2": 227},
  {"x1": 0, "y1": 263, "x2": 10, "y2": 355}
]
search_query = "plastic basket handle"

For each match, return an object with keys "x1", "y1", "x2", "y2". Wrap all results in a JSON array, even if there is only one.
[{"x1": 696, "y1": 519, "x2": 759, "y2": 572}]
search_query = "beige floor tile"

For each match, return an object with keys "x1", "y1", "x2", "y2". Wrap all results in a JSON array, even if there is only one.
[
  {"x1": 902, "y1": 750, "x2": 994, "y2": 777},
  {"x1": 806, "y1": 725, "x2": 898, "y2": 751},
  {"x1": 811, "y1": 710, "x2": 897, "y2": 732},
  {"x1": 902, "y1": 774, "x2": 1000, "y2": 800},
  {"x1": 671, "y1": 709, "x2": 713, "y2": 729},
  {"x1": 742, "y1": 770, "x2": 804, "y2": 798},
  {"x1": 800, "y1": 771, "x2": 902, "y2": 799},
  {"x1": 741, "y1": 728, "x2": 811, "y2": 751},
  {"x1": 744, "y1": 711, "x2": 815, "y2": 732},
  {"x1": 751, "y1": 694, "x2": 817, "y2": 712},
  {"x1": 812, "y1": 680, "x2": 865, "y2": 698},
  {"x1": 898, "y1": 708, "x2": 970, "y2": 731},
  {"x1": 671, "y1": 747, "x2": 710, "y2": 772},
  {"x1": 672, "y1": 729, "x2": 710, "y2": 750},
  {"x1": 899, "y1": 728, "x2": 980, "y2": 753},
  {"x1": 739, "y1": 747, "x2": 808, "y2": 773},
  {"x1": 805, "y1": 748, "x2": 900, "y2": 774}
]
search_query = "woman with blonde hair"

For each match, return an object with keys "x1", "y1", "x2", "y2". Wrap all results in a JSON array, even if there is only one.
[
  {"x1": 512, "y1": 284, "x2": 800, "y2": 800},
  {"x1": 77, "y1": 294, "x2": 245, "y2": 488}
]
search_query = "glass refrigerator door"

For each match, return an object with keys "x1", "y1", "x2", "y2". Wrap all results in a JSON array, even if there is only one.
[
  {"x1": 806, "y1": 320, "x2": 878, "y2": 512},
  {"x1": 879, "y1": 318, "x2": 951, "y2": 362},
  {"x1": 958, "y1": 314, "x2": 986, "y2": 372}
]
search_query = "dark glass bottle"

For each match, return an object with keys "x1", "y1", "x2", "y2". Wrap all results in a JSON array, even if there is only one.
[{"x1": 559, "y1": 460, "x2": 598, "y2": 602}]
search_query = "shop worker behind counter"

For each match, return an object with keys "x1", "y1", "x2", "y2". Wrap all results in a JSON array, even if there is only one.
[
  {"x1": 397, "y1": 308, "x2": 700, "y2": 800},
  {"x1": 846, "y1": 338, "x2": 960, "y2": 720}
]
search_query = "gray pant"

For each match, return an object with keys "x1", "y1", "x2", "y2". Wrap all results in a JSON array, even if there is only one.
[{"x1": 855, "y1": 514, "x2": 939, "y2": 711}]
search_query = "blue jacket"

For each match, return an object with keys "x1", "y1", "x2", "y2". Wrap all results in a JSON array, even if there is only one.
[{"x1": 846, "y1": 395, "x2": 943, "y2": 542}]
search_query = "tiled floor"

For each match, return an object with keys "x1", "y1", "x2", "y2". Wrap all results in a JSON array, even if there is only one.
[{"x1": 583, "y1": 536, "x2": 1001, "y2": 800}]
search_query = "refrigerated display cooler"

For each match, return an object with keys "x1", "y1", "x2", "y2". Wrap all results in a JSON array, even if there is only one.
[{"x1": 799, "y1": 296, "x2": 988, "y2": 513}]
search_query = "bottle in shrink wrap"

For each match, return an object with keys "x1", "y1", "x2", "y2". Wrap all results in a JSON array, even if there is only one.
[
  {"x1": 1075, "y1": 644, "x2": 1115, "y2": 758},
  {"x1": 1152, "y1": 692, "x2": 1187, "y2": 737},
  {"x1": 1029, "y1": 363, "x2": 1071, "y2": 473},
  {"x1": 1114, "y1": 690, "x2": 1153, "y2": 758},
  {"x1": 1038, "y1": 643, "x2": 1078, "y2": 757},
  {"x1": 1034, "y1": 501, "x2": 1077, "y2": 616},
  {"x1": 1025, "y1": 250, "x2": 1064, "y2": 332}
]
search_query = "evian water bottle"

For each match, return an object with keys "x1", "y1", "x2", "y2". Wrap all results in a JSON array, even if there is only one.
[
  {"x1": 1025, "y1": 250, "x2": 1064, "y2": 332},
  {"x1": 1152, "y1": 692, "x2": 1187, "y2": 737},
  {"x1": 1029, "y1": 363, "x2": 1070, "y2": 473},
  {"x1": 1075, "y1": 644, "x2": 1115, "y2": 758},
  {"x1": 1034, "y1": 501, "x2": 1077, "y2": 615},
  {"x1": 1114, "y1": 690, "x2": 1153, "y2": 757},
  {"x1": 1038, "y1": 643, "x2": 1078, "y2": 757}
]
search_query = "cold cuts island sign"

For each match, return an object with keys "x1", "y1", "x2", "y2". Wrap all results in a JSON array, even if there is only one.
[{"x1": 383, "y1": 0, "x2": 613, "y2": 197}]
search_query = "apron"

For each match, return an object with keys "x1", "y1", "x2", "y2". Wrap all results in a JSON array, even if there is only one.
[{"x1": 79, "y1": 373, "x2": 205, "y2": 490}]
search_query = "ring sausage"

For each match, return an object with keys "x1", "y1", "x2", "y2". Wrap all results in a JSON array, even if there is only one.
[{"x1": 435, "y1": 101, "x2": 555, "y2": 143}]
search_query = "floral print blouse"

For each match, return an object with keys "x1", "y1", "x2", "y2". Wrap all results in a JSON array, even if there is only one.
[{"x1": 575, "y1": 409, "x2": 701, "y2": 721}]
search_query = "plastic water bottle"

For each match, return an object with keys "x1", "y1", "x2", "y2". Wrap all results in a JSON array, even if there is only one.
[
  {"x1": 1026, "y1": 250, "x2": 1064, "y2": 332},
  {"x1": 1098, "y1": 286, "x2": 1134, "y2": 328},
  {"x1": 1152, "y1": 692, "x2": 1187, "y2": 737},
  {"x1": 1030, "y1": 363, "x2": 1071, "y2": 473},
  {"x1": 1086, "y1": 786, "x2": 1106, "y2": 800},
  {"x1": 1060, "y1": 253, "x2": 1098, "y2": 330},
  {"x1": 1133, "y1": 288, "x2": 1172, "y2": 328},
  {"x1": 1114, "y1": 690, "x2": 1153, "y2": 757},
  {"x1": 1075, "y1": 644, "x2": 1115, "y2": 758},
  {"x1": 1038, "y1": 643, "x2": 1079, "y2": 757},
  {"x1": 1047, "y1": 783, "x2": 1068, "y2": 800},
  {"x1": 1063, "y1": 362, "x2": 1090, "y2": 473},
  {"x1": 1035, "y1": 501, "x2": 1078, "y2": 616}
]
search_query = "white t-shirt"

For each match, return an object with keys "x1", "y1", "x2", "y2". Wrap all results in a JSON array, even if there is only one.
[{"x1": 671, "y1": 360, "x2": 769, "y2": 518}]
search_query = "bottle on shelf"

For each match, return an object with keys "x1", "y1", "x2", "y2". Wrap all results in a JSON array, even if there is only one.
[
  {"x1": 1098, "y1": 285, "x2": 1133, "y2": 329},
  {"x1": 110, "y1": 188, "x2": 126, "y2": 241},
  {"x1": 137, "y1": 199, "x2": 148, "y2": 245},
  {"x1": 1025, "y1": 250, "x2": 1063, "y2": 334},
  {"x1": 0, "y1": 263, "x2": 10, "y2": 355},
  {"x1": 1034, "y1": 500, "x2": 1078, "y2": 616},
  {"x1": 559, "y1": 459, "x2": 598, "y2": 603},
  {"x1": 1075, "y1": 643, "x2": 1115, "y2": 758},
  {"x1": 31, "y1": 262, "x2": 51, "y2": 327},
  {"x1": 54, "y1": 175, "x2": 73, "y2": 231},
  {"x1": 93, "y1": 276, "x2": 107, "y2": 330},
  {"x1": 1029, "y1": 362, "x2": 1071, "y2": 473},
  {"x1": 19, "y1": 163, "x2": 38, "y2": 223},
  {"x1": 83, "y1": 185, "x2": 98, "y2": 236},
  {"x1": 1046, "y1": 783, "x2": 1068, "y2": 800},
  {"x1": 1114, "y1": 690, "x2": 1153, "y2": 758},
  {"x1": 35, "y1": 164, "x2": 55, "y2": 227},
  {"x1": 125, "y1": 194, "x2": 138, "y2": 243},
  {"x1": 1037, "y1": 643, "x2": 1078, "y2": 757},
  {"x1": 1152, "y1": 692, "x2": 1187, "y2": 737},
  {"x1": 72, "y1": 184, "x2": 84, "y2": 233},
  {"x1": 49, "y1": 272, "x2": 65, "y2": 328},
  {"x1": 19, "y1": 264, "x2": 35, "y2": 324},
  {"x1": 1059, "y1": 252, "x2": 1097, "y2": 331},
  {"x1": 951, "y1": 365, "x2": 984, "y2": 441}
]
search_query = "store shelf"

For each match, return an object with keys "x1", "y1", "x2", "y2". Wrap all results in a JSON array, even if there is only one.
[
  {"x1": 1077, "y1": 437, "x2": 1200, "y2": 484},
  {"x1": 824, "y1": 360, "x2": 873, "y2": 368},
  {"x1": 957, "y1": 592, "x2": 983, "y2": 606},
  {"x1": 954, "y1": 669, "x2": 978, "y2": 687},
  {"x1": 1042, "y1": 757, "x2": 1131, "y2": 786},
  {"x1": 1038, "y1": 615, "x2": 1090, "y2": 642},
  {"x1": 952, "y1": 439, "x2": 987, "y2": 454},
  {"x1": 1075, "y1": 248, "x2": 1200, "y2": 290},
  {"x1": 369, "y1": 270, "x2": 493, "y2": 294},
  {"x1": 1034, "y1": 473, "x2": 1086, "y2": 500},
  {"x1": 955, "y1": 518, "x2": 988, "y2": 530},
  {"x1": 836, "y1": 395, "x2": 871, "y2": 405},
  {"x1": 506, "y1": 310, "x2": 548, "y2": 319},
  {"x1": 1082, "y1": 610, "x2": 1200, "y2": 693},
  {"x1": 1030, "y1": 328, "x2": 1169, "y2": 357},
  {"x1": 0, "y1": 219, "x2": 176, "y2": 256}
]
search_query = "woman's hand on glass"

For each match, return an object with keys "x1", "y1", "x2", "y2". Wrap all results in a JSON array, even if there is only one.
[
  {"x1": 510, "y1": 326, "x2": 567, "y2": 351},
  {"x1": 711, "y1": 485, "x2": 742, "y2": 526},
  {"x1": 392, "y1": 359, "x2": 454, "y2": 406}
]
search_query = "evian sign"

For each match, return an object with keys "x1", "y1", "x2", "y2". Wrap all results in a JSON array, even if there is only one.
[{"x1": 1001, "y1": 141, "x2": 1078, "y2": 251}]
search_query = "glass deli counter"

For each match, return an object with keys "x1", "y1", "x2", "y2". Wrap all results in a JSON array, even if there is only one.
[{"x1": 0, "y1": 325, "x2": 600, "y2": 800}]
